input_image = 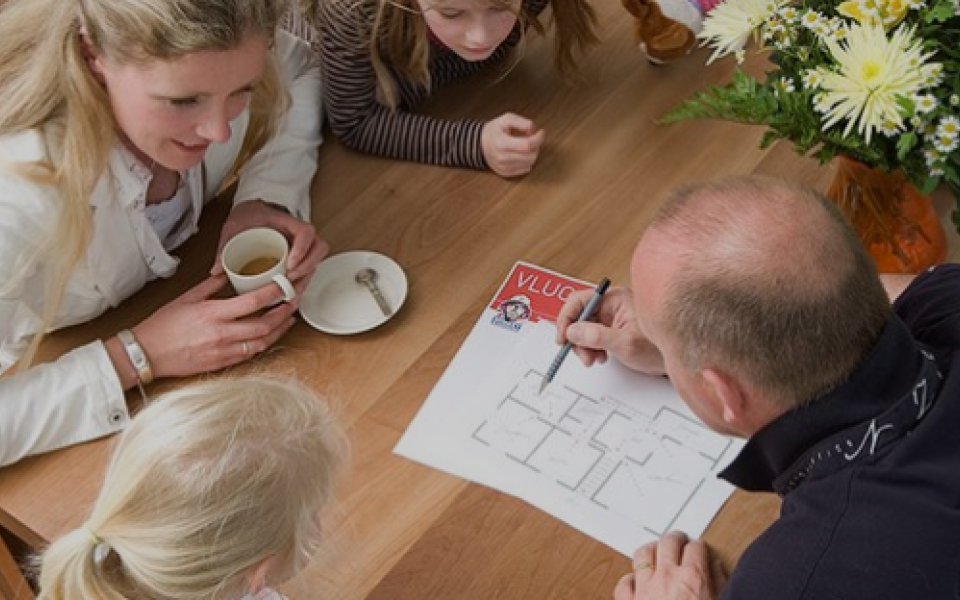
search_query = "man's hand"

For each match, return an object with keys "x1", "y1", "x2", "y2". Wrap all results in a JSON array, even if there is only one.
[
  {"x1": 556, "y1": 286, "x2": 665, "y2": 375},
  {"x1": 614, "y1": 531, "x2": 726, "y2": 600}
]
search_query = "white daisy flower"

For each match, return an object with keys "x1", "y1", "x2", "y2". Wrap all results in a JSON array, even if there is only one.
[
  {"x1": 934, "y1": 136, "x2": 959, "y2": 153},
  {"x1": 879, "y1": 119, "x2": 900, "y2": 136},
  {"x1": 763, "y1": 19, "x2": 786, "y2": 42},
  {"x1": 779, "y1": 6, "x2": 799, "y2": 20},
  {"x1": 801, "y1": 9, "x2": 824, "y2": 28},
  {"x1": 803, "y1": 69, "x2": 824, "y2": 88},
  {"x1": 938, "y1": 116, "x2": 960, "y2": 137},
  {"x1": 922, "y1": 64, "x2": 944, "y2": 87},
  {"x1": 915, "y1": 94, "x2": 937, "y2": 113},
  {"x1": 778, "y1": 77, "x2": 796, "y2": 93},
  {"x1": 813, "y1": 21, "x2": 833, "y2": 37},
  {"x1": 950, "y1": 95, "x2": 960, "y2": 107}
]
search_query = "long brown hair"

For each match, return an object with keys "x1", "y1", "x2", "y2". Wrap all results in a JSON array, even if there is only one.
[{"x1": 302, "y1": 0, "x2": 599, "y2": 108}]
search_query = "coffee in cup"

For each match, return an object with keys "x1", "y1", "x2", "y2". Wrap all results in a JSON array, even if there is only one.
[
  {"x1": 221, "y1": 227, "x2": 296, "y2": 302},
  {"x1": 238, "y1": 256, "x2": 281, "y2": 276}
]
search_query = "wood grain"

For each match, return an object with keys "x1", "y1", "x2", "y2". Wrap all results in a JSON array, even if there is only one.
[
  {"x1": 0, "y1": 536, "x2": 31, "y2": 600},
  {"x1": 1, "y1": 2, "x2": 958, "y2": 599}
]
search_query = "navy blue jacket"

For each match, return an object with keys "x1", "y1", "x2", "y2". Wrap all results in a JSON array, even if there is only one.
[{"x1": 719, "y1": 264, "x2": 960, "y2": 600}]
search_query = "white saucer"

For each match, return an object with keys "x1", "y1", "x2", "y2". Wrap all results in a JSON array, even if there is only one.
[{"x1": 300, "y1": 251, "x2": 408, "y2": 335}]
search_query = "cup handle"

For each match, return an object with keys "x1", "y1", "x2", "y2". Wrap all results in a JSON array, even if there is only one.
[{"x1": 272, "y1": 273, "x2": 297, "y2": 303}]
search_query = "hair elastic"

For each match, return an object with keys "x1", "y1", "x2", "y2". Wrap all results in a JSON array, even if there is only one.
[{"x1": 82, "y1": 524, "x2": 102, "y2": 546}]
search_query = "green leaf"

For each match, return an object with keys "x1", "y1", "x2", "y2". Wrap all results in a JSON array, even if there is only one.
[
  {"x1": 896, "y1": 131, "x2": 918, "y2": 162},
  {"x1": 926, "y1": 0, "x2": 956, "y2": 23},
  {"x1": 659, "y1": 69, "x2": 778, "y2": 126}
]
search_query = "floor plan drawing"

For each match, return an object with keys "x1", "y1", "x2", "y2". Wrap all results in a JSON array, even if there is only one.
[{"x1": 472, "y1": 368, "x2": 736, "y2": 537}]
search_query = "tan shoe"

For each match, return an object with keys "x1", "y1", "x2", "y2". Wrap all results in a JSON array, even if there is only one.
[{"x1": 621, "y1": 0, "x2": 703, "y2": 64}]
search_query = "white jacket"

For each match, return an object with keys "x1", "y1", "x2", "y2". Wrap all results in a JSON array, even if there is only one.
[{"x1": 0, "y1": 32, "x2": 322, "y2": 467}]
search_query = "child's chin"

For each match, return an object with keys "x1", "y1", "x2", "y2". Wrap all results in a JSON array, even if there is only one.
[{"x1": 456, "y1": 48, "x2": 495, "y2": 62}]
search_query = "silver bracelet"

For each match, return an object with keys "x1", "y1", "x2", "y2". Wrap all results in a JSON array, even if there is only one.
[{"x1": 116, "y1": 329, "x2": 154, "y2": 388}]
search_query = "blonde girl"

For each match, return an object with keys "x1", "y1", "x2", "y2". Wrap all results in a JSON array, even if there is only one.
[
  {"x1": 0, "y1": 0, "x2": 327, "y2": 466},
  {"x1": 286, "y1": 0, "x2": 598, "y2": 177},
  {"x1": 36, "y1": 375, "x2": 349, "y2": 600}
]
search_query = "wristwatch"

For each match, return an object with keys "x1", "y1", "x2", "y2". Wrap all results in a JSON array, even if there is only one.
[{"x1": 116, "y1": 329, "x2": 154, "y2": 385}]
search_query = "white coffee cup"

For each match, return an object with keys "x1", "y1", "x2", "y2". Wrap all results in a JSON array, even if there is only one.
[{"x1": 221, "y1": 227, "x2": 296, "y2": 302}]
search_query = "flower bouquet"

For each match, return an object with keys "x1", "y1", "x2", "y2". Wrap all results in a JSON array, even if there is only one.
[{"x1": 661, "y1": 0, "x2": 960, "y2": 268}]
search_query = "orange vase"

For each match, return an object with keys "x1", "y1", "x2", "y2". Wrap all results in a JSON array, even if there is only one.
[{"x1": 826, "y1": 156, "x2": 947, "y2": 273}]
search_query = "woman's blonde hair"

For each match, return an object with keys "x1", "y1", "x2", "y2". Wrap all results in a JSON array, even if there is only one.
[
  {"x1": 0, "y1": 0, "x2": 289, "y2": 369},
  {"x1": 303, "y1": 0, "x2": 598, "y2": 109},
  {"x1": 36, "y1": 375, "x2": 349, "y2": 600}
]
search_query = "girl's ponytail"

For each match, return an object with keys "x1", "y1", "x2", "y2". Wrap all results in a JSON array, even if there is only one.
[{"x1": 36, "y1": 527, "x2": 127, "y2": 600}]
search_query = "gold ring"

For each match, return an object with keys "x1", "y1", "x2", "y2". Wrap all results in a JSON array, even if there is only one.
[{"x1": 634, "y1": 562, "x2": 654, "y2": 572}]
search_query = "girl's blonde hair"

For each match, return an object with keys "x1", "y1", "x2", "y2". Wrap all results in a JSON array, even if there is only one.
[
  {"x1": 36, "y1": 375, "x2": 349, "y2": 600},
  {"x1": 303, "y1": 0, "x2": 599, "y2": 109},
  {"x1": 0, "y1": 0, "x2": 289, "y2": 369}
]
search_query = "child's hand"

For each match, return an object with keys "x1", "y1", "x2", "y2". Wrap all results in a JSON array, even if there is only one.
[{"x1": 481, "y1": 113, "x2": 545, "y2": 178}]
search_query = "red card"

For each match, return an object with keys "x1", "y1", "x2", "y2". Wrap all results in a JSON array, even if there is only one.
[{"x1": 488, "y1": 262, "x2": 592, "y2": 330}]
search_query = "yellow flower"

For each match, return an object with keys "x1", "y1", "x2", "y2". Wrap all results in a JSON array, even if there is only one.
[
  {"x1": 699, "y1": 0, "x2": 787, "y2": 63},
  {"x1": 815, "y1": 23, "x2": 937, "y2": 143},
  {"x1": 838, "y1": 0, "x2": 909, "y2": 28}
]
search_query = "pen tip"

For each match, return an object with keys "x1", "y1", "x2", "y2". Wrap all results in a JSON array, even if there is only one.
[{"x1": 538, "y1": 379, "x2": 548, "y2": 395}]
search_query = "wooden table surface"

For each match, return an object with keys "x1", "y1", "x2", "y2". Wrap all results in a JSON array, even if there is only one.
[{"x1": 1, "y1": 3, "x2": 957, "y2": 599}]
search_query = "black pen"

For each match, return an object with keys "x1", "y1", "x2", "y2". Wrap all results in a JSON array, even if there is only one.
[{"x1": 539, "y1": 277, "x2": 611, "y2": 394}]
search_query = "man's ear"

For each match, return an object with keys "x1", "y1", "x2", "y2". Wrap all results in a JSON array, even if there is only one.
[
  {"x1": 701, "y1": 367, "x2": 749, "y2": 433},
  {"x1": 701, "y1": 367, "x2": 783, "y2": 436}
]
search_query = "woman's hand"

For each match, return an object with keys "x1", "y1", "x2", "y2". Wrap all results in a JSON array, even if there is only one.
[
  {"x1": 481, "y1": 113, "x2": 545, "y2": 178},
  {"x1": 132, "y1": 274, "x2": 298, "y2": 379},
  {"x1": 213, "y1": 200, "x2": 329, "y2": 295},
  {"x1": 556, "y1": 286, "x2": 665, "y2": 375}
]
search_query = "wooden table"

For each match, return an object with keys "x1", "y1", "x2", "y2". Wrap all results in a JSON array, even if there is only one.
[{"x1": 1, "y1": 3, "x2": 957, "y2": 598}]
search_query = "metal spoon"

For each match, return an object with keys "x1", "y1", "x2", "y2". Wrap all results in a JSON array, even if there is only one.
[{"x1": 356, "y1": 267, "x2": 392, "y2": 317}]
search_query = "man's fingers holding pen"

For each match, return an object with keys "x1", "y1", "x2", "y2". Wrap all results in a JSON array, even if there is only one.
[
  {"x1": 566, "y1": 323, "x2": 610, "y2": 366},
  {"x1": 557, "y1": 286, "x2": 668, "y2": 376},
  {"x1": 556, "y1": 288, "x2": 596, "y2": 344}
]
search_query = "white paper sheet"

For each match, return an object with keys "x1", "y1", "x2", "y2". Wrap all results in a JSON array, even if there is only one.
[{"x1": 395, "y1": 263, "x2": 744, "y2": 555}]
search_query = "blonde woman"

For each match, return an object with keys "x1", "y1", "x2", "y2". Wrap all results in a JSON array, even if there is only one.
[
  {"x1": 0, "y1": 0, "x2": 327, "y2": 467},
  {"x1": 285, "y1": 0, "x2": 598, "y2": 178},
  {"x1": 36, "y1": 375, "x2": 349, "y2": 600}
]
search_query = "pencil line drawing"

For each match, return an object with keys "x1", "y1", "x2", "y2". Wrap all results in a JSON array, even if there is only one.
[{"x1": 472, "y1": 369, "x2": 735, "y2": 536}]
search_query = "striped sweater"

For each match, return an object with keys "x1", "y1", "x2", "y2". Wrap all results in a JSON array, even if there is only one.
[{"x1": 283, "y1": 0, "x2": 550, "y2": 170}]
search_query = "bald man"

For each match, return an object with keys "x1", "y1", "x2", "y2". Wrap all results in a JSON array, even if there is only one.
[{"x1": 556, "y1": 176, "x2": 958, "y2": 600}]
